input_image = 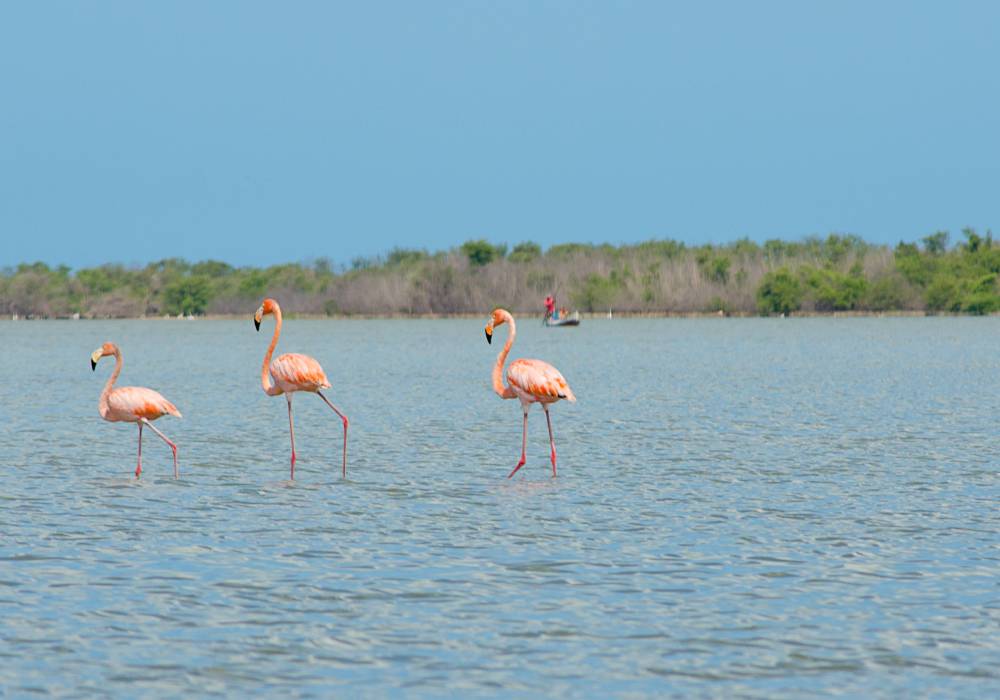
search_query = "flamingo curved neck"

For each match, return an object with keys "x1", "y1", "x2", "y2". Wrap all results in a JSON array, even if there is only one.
[
  {"x1": 493, "y1": 311, "x2": 517, "y2": 399},
  {"x1": 99, "y1": 348, "x2": 122, "y2": 416},
  {"x1": 262, "y1": 304, "x2": 283, "y2": 394}
]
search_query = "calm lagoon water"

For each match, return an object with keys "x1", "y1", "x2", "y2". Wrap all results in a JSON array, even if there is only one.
[{"x1": 1, "y1": 317, "x2": 998, "y2": 697}]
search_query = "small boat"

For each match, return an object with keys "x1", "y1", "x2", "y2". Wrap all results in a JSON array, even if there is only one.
[{"x1": 543, "y1": 310, "x2": 581, "y2": 327}]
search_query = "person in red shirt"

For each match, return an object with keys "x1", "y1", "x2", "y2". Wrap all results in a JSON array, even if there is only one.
[{"x1": 544, "y1": 295, "x2": 555, "y2": 320}]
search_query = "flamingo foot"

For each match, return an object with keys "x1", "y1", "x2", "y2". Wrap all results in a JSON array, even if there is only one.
[
  {"x1": 550, "y1": 450, "x2": 557, "y2": 478},
  {"x1": 290, "y1": 450, "x2": 296, "y2": 480},
  {"x1": 171, "y1": 447, "x2": 178, "y2": 479},
  {"x1": 135, "y1": 465, "x2": 142, "y2": 479},
  {"x1": 508, "y1": 458, "x2": 526, "y2": 479}
]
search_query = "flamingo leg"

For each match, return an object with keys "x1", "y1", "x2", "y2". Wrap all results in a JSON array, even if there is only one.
[
  {"x1": 543, "y1": 404, "x2": 557, "y2": 478},
  {"x1": 508, "y1": 408, "x2": 529, "y2": 479},
  {"x1": 286, "y1": 394, "x2": 297, "y2": 480},
  {"x1": 317, "y1": 390, "x2": 349, "y2": 478},
  {"x1": 136, "y1": 421, "x2": 144, "y2": 478},
  {"x1": 141, "y1": 418, "x2": 179, "y2": 479}
]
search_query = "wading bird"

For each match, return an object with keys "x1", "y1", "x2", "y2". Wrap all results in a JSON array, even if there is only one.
[
  {"x1": 91, "y1": 342, "x2": 181, "y2": 478},
  {"x1": 485, "y1": 308, "x2": 575, "y2": 478},
  {"x1": 254, "y1": 298, "x2": 349, "y2": 479}
]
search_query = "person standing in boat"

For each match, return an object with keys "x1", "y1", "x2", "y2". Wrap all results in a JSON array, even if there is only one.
[{"x1": 544, "y1": 294, "x2": 556, "y2": 321}]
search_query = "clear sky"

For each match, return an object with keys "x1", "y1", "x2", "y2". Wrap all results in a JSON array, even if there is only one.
[{"x1": 2, "y1": 1, "x2": 998, "y2": 268}]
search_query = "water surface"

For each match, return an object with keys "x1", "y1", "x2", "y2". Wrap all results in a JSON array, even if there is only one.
[{"x1": 1, "y1": 318, "x2": 998, "y2": 697}]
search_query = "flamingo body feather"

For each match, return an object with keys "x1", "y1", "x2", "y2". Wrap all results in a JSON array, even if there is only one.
[
  {"x1": 103, "y1": 386, "x2": 182, "y2": 422},
  {"x1": 507, "y1": 358, "x2": 576, "y2": 404},
  {"x1": 269, "y1": 353, "x2": 331, "y2": 394}
]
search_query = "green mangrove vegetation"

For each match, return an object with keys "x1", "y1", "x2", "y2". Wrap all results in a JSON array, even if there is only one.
[{"x1": 2, "y1": 229, "x2": 998, "y2": 318}]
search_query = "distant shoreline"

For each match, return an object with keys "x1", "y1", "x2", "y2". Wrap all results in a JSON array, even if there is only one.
[
  {"x1": 5, "y1": 309, "x2": 995, "y2": 321},
  {"x1": 5, "y1": 231, "x2": 1000, "y2": 318}
]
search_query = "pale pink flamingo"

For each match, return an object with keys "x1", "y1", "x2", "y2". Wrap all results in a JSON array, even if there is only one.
[
  {"x1": 91, "y1": 342, "x2": 181, "y2": 479},
  {"x1": 485, "y1": 308, "x2": 576, "y2": 478},
  {"x1": 254, "y1": 298, "x2": 349, "y2": 479}
]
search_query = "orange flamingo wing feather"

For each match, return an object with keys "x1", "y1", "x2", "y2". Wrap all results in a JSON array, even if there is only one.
[
  {"x1": 270, "y1": 353, "x2": 331, "y2": 390},
  {"x1": 108, "y1": 386, "x2": 182, "y2": 420},
  {"x1": 507, "y1": 358, "x2": 576, "y2": 402}
]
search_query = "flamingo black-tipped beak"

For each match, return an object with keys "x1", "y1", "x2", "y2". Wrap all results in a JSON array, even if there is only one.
[
  {"x1": 485, "y1": 328, "x2": 492, "y2": 344},
  {"x1": 254, "y1": 318, "x2": 261, "y2": 331},
  {"x1": 91, "y1": 359, "x2": 97, "y2": 371}
]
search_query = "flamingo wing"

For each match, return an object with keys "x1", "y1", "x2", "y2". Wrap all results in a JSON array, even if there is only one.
[
  {"x1": 108, "y1": 386, "x2": 182, "y2": 420},
  {"x1": 507, "y1": 358, "x2": 576, "y2": 402},
  {"x1": 270, "y1": 353, "x2": 331, "y2": 391}
]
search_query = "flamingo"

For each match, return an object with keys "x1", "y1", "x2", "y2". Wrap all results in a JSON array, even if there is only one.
[
  {"x1": 91, "y1": 342, "x2": 181, "y2": 479},
  {"x1": 484, "y1": 308, "x2": 576, "y2": 478},
  {"x1": 254, "y1": 298, "x2": 349, "y2": 479}
]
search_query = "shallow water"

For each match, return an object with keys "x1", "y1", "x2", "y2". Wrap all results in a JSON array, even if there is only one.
[{"x1": 1, "y1": 317, "x2": 998, "y2": 697}]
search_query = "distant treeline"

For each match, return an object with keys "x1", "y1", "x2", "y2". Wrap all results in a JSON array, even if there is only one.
[{"x1": 3, "y1": 231, "x2": 1000, "y2": 318}]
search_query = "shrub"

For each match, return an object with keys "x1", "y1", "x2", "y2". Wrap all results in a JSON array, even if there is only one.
[
  {"x1": 191, "y1": 260, "x2": 234, "y2": 278},
  {"x1": 696, "y1": 249, "x2": 731, "y2": 283},
  {"x1": 572, "y1": 273, "x2": 619, "y2": 311},
  {"x1": 640, "y1": 262, "x2": 661, "y2": 303},
  {"x1": 801, "y1": 265, "x2": 867, "y2": 311},
  {"x1": 921, "y1": 231, "x2": 949, "y2": 254},
  {"x1": 959, "y1": 274, "x2": 1000, "y2": 315},
  {"x1": 631, "y1": 239, "x2": 686, "y2": 259},
  {"x1": 351, "y1": 256, "x2": 377, "y2": 270},
  {"x1": 763, "y1": 239, "x2": 798, "y2": 261},
  {"x1": 312, "y1": 258, "x2": 334, "y2": 276},
  {"x1": 460, "y1": 239, "x2": 506, "y2": 266},
  {"x1": 962, "y1": 227, "x2": 984, "y2": 254},
  {"x1": 385, "y1": 247, "x2": 428, "y2": 267},
  {"x1": 526, "y1": 270, "x2": 555, "y2": 292},
  {"x1": 961, "y1": 290, "x2": 1000, "y2": 315},
  {"x1": 547, "y1": 243, "x2": 593, "y2": 258},
  {"x1": 925, "y1": 275, "x2": 959, "y2": 312},
  {"x1": 163, "y1": 276, "x2": 210, "y2": 315},
  {"x1": 707, "y1": 296, "x2": 729, "y2": 313},
  {"x1": 819, "y1": 233, "x2": 868, "y2": 264},
  {"x1": 508, "y1": 241, "x2": 542, "y2": 263},
  {"x1": 980, "y1": 248, "x2": 1000, "y2": 274},
  {"x1": 237, "y1": 269, "x2": 268, "y2": 299},
  {"x1": 864, "y1": 275, "x2": 908, "y2": 311},
  {"x1": 756, "y1": 268, "x2": 802, "y2": 315},
  {"x1": 77, "y1": 265, "x2": 130, "y2": 295},
  {"x1": 705, "y1": 255, "x2": 731, "y2": 284},
  {"x1": 729, "y1": 237, "x2": 760, "y2": 257},
  {"x1": 413, "y1": 263, "x2": 460, "y2": 312}
]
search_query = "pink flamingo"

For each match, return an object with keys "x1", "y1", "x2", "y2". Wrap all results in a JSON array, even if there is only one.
[
  {"x1": 254, "y1": 298, "x2": 349, "y2": 479},
  {"x1": 485, "y1": 308, "x2": 576, "y2": 478},
  {"x1": 91, "y1": 342, "x2": 181, "y2": 479}
]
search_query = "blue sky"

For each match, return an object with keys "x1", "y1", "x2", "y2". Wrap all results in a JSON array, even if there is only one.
[{"x1": 2, "y1": 1, "x2": 998, "y2": 268}]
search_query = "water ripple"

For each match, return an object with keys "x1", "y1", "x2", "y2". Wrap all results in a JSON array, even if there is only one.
[{"x1": 0, "y1": 318, "x2": 998, "y2": 696}]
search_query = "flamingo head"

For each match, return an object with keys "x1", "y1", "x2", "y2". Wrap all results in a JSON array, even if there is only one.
[
  {"x1": 90, "y1": 342, "x2": 117, "y2": 371},
  {"x1": 254, "y1": 298, "x2": 278, "y2": 331},
  {"x1": 485, "y1": 308, "x2": 508, "y2": 344}
]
